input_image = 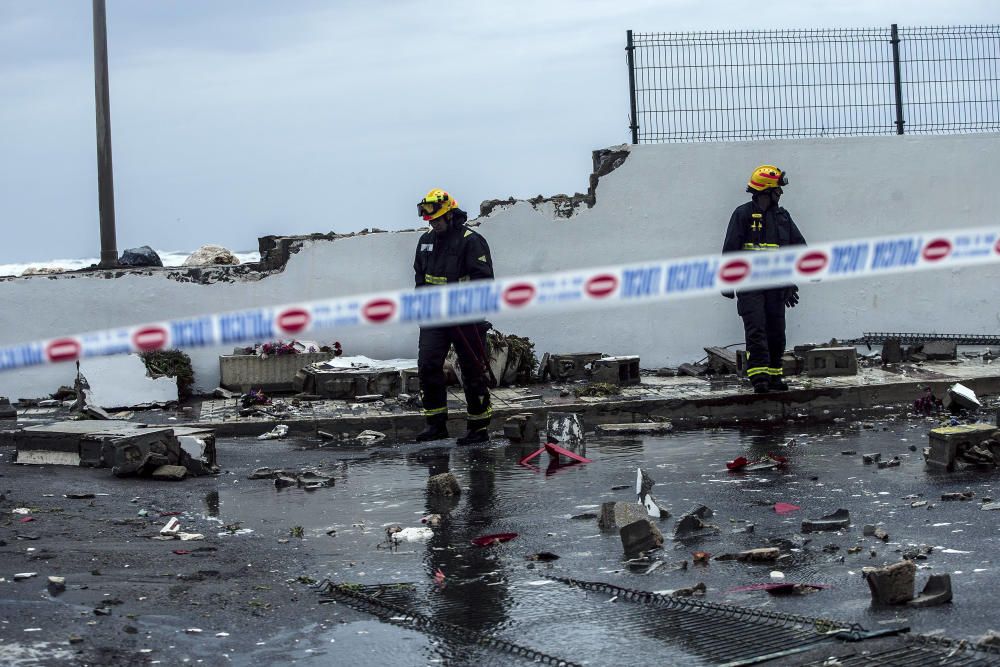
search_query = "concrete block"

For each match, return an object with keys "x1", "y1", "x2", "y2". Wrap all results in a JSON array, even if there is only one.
[
  {"x1": 803, "y1": 347, "x2": 858, "y2": 377},
  {"x1": 704, "y1": 347, "x2": 738, "y2": 375},
  {"x1": 547, "y1": 353, "x2": 604, "y2": 380},
  {"x1": 801, "y1": 508, "x2": 850, "y2": 532},
  {"x1": 502, "y1": 414, "x2": 538, "y2": 443},
  {"x1": 220, "y1": 352, "x2": 338, "y2": 392},
  {"x1": 864, "y1": 560, "x2": 916, "y2": 605},
  {"x1": 545, "y1": 412, "x2": 584, "y2": 460},
  {"x1": 881, "y1": 338, "x2": 903, "y2": 364},
  {"x1": 302, "y1": 367, "x2": 401, "y2": 399},
  {"x1": 921, "y1": 340, "x2": 958, "y2": 360},
  {"x1": 0, "y1": 397, "x2": 16, "y2": 420},
  {"x1": 781, "y1": 353, "x2": 801, "y2": 377},
  {"x1": 599, "y1": 501, "x2": 649, "y2": 531},
  {"x1": 591, "y1": 356, "x2": 640, "y2": 385},
  {"x1": 908, "y1": 574, "x2": 952, "y2": 607},
  {"x1": 620, "y1": 519, "x2": 663, "y2": 556},
  {"x1": 399, "y1": 368, "x2": 420, "y2": 395},
  {"x1": 927, "y1": 424, "x2": 1000, "y2": 470}
]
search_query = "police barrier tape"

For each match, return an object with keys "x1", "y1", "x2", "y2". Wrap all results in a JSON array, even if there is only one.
[{"x1": 2, "y1": 226, "x2": 999, "y2": 372}]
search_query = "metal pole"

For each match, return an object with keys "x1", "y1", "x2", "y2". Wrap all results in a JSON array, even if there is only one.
[
  {"x1": 626, "y1": 30, "x2": 639, "y2": 144},
  {"x1": 890, "y1": 23, "x2": 905, "y2": 135},
  {"x1": 92, "y1": 0, "x2": 118, "y2": 266}
]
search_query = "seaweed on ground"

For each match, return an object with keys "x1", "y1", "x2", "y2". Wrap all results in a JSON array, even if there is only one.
[{"x1": 140, "y1": 349, "x2": 195, "y2": 399}]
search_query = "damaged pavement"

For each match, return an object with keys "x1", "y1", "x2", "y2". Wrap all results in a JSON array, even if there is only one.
[{"x1": 5, "y1": 341, "x2": 1000, "y2": 664}]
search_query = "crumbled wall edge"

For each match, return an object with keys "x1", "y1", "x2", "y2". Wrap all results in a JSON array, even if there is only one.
[{"x1": 479, "y1": 145, "x2": 631, "y2": 220}]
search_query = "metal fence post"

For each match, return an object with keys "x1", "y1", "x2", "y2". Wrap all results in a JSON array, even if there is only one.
[
  {"x1": 92, "y1": 0, "x2": 118, "y2": 267},
  {"x1": 626, "y1": 30, "x2": 639, "y2": 144},
  {"x1": 890, "y1": 23, "x2": 905, "y2": 135}
]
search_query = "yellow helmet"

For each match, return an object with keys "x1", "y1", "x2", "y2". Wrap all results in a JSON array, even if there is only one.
[
  {"x1": 746, "y1": 165, "x2": 788, "y2": 192},
  {"x1": 417, "y1": 189, "x2": 458, "y2": 222}
]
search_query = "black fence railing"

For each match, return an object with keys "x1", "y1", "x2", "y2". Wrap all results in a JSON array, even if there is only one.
[{"x1": 626, "y1": 25, "x2": 1000, "y2": 143}]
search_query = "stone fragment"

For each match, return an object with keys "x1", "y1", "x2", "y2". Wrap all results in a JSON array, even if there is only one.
[
  {"x1": 921, "y1": 340, "x2": 957, "y2": 360},
  {"x1": 598, "y1": 501, "x2": 649, "y2": 531},
  {"x1": 273, "y1": 474, "x2": 297, "y2": 488},
  {"x1": 863, "y1": 524, "x2": 876, "y2": 536},
  {"x1": 907, "y1": 574, "x2": 952, "y2": 607},
  {"x1": 674, "y1": 505, "x2": 718, "y2": 537},
  {"x1": 877, "y1": 457, "x2": 901, "y2": 469},
  {"x1": 317, "y1": 431, "x2": 335, "y2": 440},
  {"x1": 596, "y1": 422, "x2": 674, "y2": 435},
  {"x1": 119, "y1": 245, "x2": 162, "y2": 267},
  {"x1": 427, "y1": 472, "x2": 461, "y2": 497},
  {"x1": 671, "y1": 582, "x2": 706, "y2": 597},
  {"x1": 941, "y1": 491, "x2": 975, "y2": 501},
  {"x1": 503, "y1": 414, "x2": 538, "y2": 443},
  {"x1": 978, "y1": 631, "x2": 1000, "y2": 648},
  {"x1": 881, "y1": 339, "x2": 903, "y2": 364},
  {"x1": 0, "y1": 397, "x2": 16, "y2": 419},
  {"x1": 873, "y1": 528, "x2": 889, "y2": 542},
  {"x1": 183, "y1": 244, "x2": 240, "y2": 266},
  {"x1": 863, "y1": 560, "x2": 916, "y2": 605},
  {"x1": 620, "y1": 519, "x2": 663, "y2": 556},
  {"x1": 151, "y1": 465, "x2": 187, "y2": 480},
  {"x1": 947, "y1": 383, "x2": 980, "y2": 410},
  {"x1": 801, "y1": 509, "x2": 850, "y2": 533},
  {"x1": 862, "y1": 453, "x2": 881, "y2": 464},
  {"x1": 248, "y1": 467, "x2": 277, "y2": 480}
]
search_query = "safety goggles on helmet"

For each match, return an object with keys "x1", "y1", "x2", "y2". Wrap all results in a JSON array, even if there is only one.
[
  {"x1": 747, "y1": 165, "x2": 788, "y2": 192},
  {"x1": 417, "y1": 189, "x2": 457, "y2": 222}
]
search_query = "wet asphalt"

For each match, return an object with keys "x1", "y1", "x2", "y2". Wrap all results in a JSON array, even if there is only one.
[{"x1": 2, "y1": 411, "x2": 999, "y2": 666}]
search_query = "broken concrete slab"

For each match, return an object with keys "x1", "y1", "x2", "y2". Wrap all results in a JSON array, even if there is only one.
[
  {"x1": 546, "y1": 353, "x2": 603, "y2": 381},
  {"x1": 620, "y1": 519, "x2": 663, "y2": 556},
  {"x1": 881, "y1": 338, "x2": 903, "y2": 364},
  {"x1": 921, "y1": 340, "x2": 958, "y2": 360},
  {"x1": 151, "y1": 465, "x2": 187, "y2": 480},
  {"x1": 864, "y1": 560, "x2": 916, "y2": 605},
  {"x1": 78, "y1": 354, "x2": 178, "y2": 409},
  {"x1": 598, "y1": 501, "x2": 650, "y2": 531},
  {"x1": 0, "y1": 397, "x2": 16, "y2": 419},
  {"x1": 503, "y1": 413, "x2": 538, "y2": 443},
  {"x1": 947, "y1": 382, "x2": 981, "y2": 411},
  {"x1": 704, "y1": 347, "x2": 738, "y2": 375},
  {"x1": 908, "y1": 574, "x2": 953, "y2": 607},
  {"x1": 12, "y1": 421, "x2": 216, "y2": 477},
  {"x1": 595, "y1": 422, "x2": 674, "y2": 435},
  {"x1": 801, "y1": 509, "x2": 850, "y2": 533},
  {"x1": 674, "y1": 505, "x2": 718, "y2": 538},
  {"x1": 926, "y1": 423, "x2": 1000, "y2": 470}
]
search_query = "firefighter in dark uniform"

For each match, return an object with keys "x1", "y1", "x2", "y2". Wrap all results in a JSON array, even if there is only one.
[
  {"x1": 722, "y1": 165, "x2": 806, "y2": 394},
  {"x1": 413, "y1": 189, "x2": 494, "y2": 444}
]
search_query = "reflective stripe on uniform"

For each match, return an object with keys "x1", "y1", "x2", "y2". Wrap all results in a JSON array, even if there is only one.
[
  {"x1": 767, "y1": 367, "x2": 784, "y2": 376},
  {"x1": 746, "y1": 366, "x2": 770, "y2": 377},
  {"x1": 422, "y1": 406, "x2": 447, "y2": 416},
  {"x1": 466, "y1": 406, "x2": 492, "y2": 420},
  {"x1": 741, "y1": 243, "x2": 781, "y2": 251},
  {"x1": 424, "y1": 274, "x2": 448, "y2": 285}
]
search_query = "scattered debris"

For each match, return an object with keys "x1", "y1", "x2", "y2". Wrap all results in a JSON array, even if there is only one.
[
  {"x1": 862, "y1": 453, "x2": 881, "y2": 464},
  {"x1": 801, "y1": 509, "x2": 850, "y2": 533},
  {"x1": 864, "y1": 560, "x2": 916, "y2": 605},
  {"x1": 620, "y1": 519, "x2": 663, "y2": 556},
  {"x1": 472, "y1": 532, "x2": 518, "y2": 547},
  {"x1": 574, "y1": 382, "x2": 622, "y2": 398},
  {"x1": 635, "y1": 468, "x2": 670, "y2": 519},
  {"x1": 598, "y1": 502, "x2": 649, "y2": 531},
  {"x1": 595, "y1": 422, "x2": 674, "y2": 435},
  {"x1": 671, "y1": 582, "x2": 706, "y2": 597},
  {"x1": 13, "y1": 572, "x2": 37, "y2": 581},
  {"x1": 119, "y1": 245, "x2": 162, "y2": 267},
  {"x1": 258, "y1": 424, "x2": 289, "y2": 440},
  {"x1": 715, "y1": 548, "x2": 780, "y2": 562},
  {"x1": 674, "y1": 505, "x2": 719, "y2": 538},
  {"x1": 908, "y1": 574, "x2": 953, "y2": 607}
]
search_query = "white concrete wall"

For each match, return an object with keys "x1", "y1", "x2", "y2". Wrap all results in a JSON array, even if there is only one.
[{"x1": 2, "y1": 133, "x2": 998, "y2": 399}]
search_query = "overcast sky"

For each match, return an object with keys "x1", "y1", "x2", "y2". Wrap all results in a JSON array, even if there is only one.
[{"x1": 0, "y1": 1, "x2": 995, "y2": 263}]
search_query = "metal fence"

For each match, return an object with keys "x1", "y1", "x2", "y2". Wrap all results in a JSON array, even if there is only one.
[{"x1": 625, "y1": 25, "x2": 1000, "y2": 143}]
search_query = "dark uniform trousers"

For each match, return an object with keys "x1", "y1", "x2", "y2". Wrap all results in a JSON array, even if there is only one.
[
  {"x1": 737, "y1": 288, "x2": 786, "y2": 385},
  {"x1": 418, "y1": 323, "x2": 492, "y2": 431}
]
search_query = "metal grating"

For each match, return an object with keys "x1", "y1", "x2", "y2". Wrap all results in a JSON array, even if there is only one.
[{"x1": 800, "y1": 633, "x2": 1000, "y2": 666}]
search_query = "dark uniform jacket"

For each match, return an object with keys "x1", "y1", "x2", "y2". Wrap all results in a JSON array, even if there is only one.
[
  {"x1": 722, "y1": 200, "x2": 806, "y2": 255},
  {"x1": 413, "y1": 209, "x2": 494, "y2": 288}
]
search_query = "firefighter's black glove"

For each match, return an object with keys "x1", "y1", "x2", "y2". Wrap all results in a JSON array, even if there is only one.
[
  {"x1": 721, "y1": 290, "x2": 735, "y2": 299},
  {"x1": 783, "y1": 286, "x2": 799, "y2": 308}
]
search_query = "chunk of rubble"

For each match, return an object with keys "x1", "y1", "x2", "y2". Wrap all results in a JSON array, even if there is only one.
[
  {"x1": 908, "y1": 574, "x2": 952, "y2": 607},
  {"x1": 715, "y1": 548, "x2": 780, "y2": 562},
  {"x1": 151, "y1": 465, "x2": 187, "y2": 481},
  {"x1": 258, "y1": 424, "x2": 289, "y2": 440},
  {"x1": 183, "y1": 244, "x2": 240, "y2": 266},
  {"x1": 947, "y1": 383, "x2": 981, "y2": 411},
  {"x1": 863, "y1": 560, "x2": 916, "y2": 605},
  {"x1": 674, "y1": 505, "x2": 719, "y2": 537},
  {"x1": 671, "y1": 582, "x2": 706, "y2": 597},
  {"x1": 503, "y1": 414, "x2": 538, "y2": 443},
  {"x1": 620, "y1": 519, "x2": 663, "y2": 556},
  {"x1": 862, "y1": 453, "x2": 881, "y2": 464},
  {"x1": 596, "y1": 422, "x2": 674, "y2": 435},
  {"x1": 801, "y1": 509, "x2": 850, "y2": 533},
  {"x1": 941, "y1": 491, "x2": 975, "y2": 501},
  {"x1": 427, "y1": 472, "x2": 461, "y2": 497},
  {"x1": 598, "y1": 501, "x2": 649, "y2": 531}
]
